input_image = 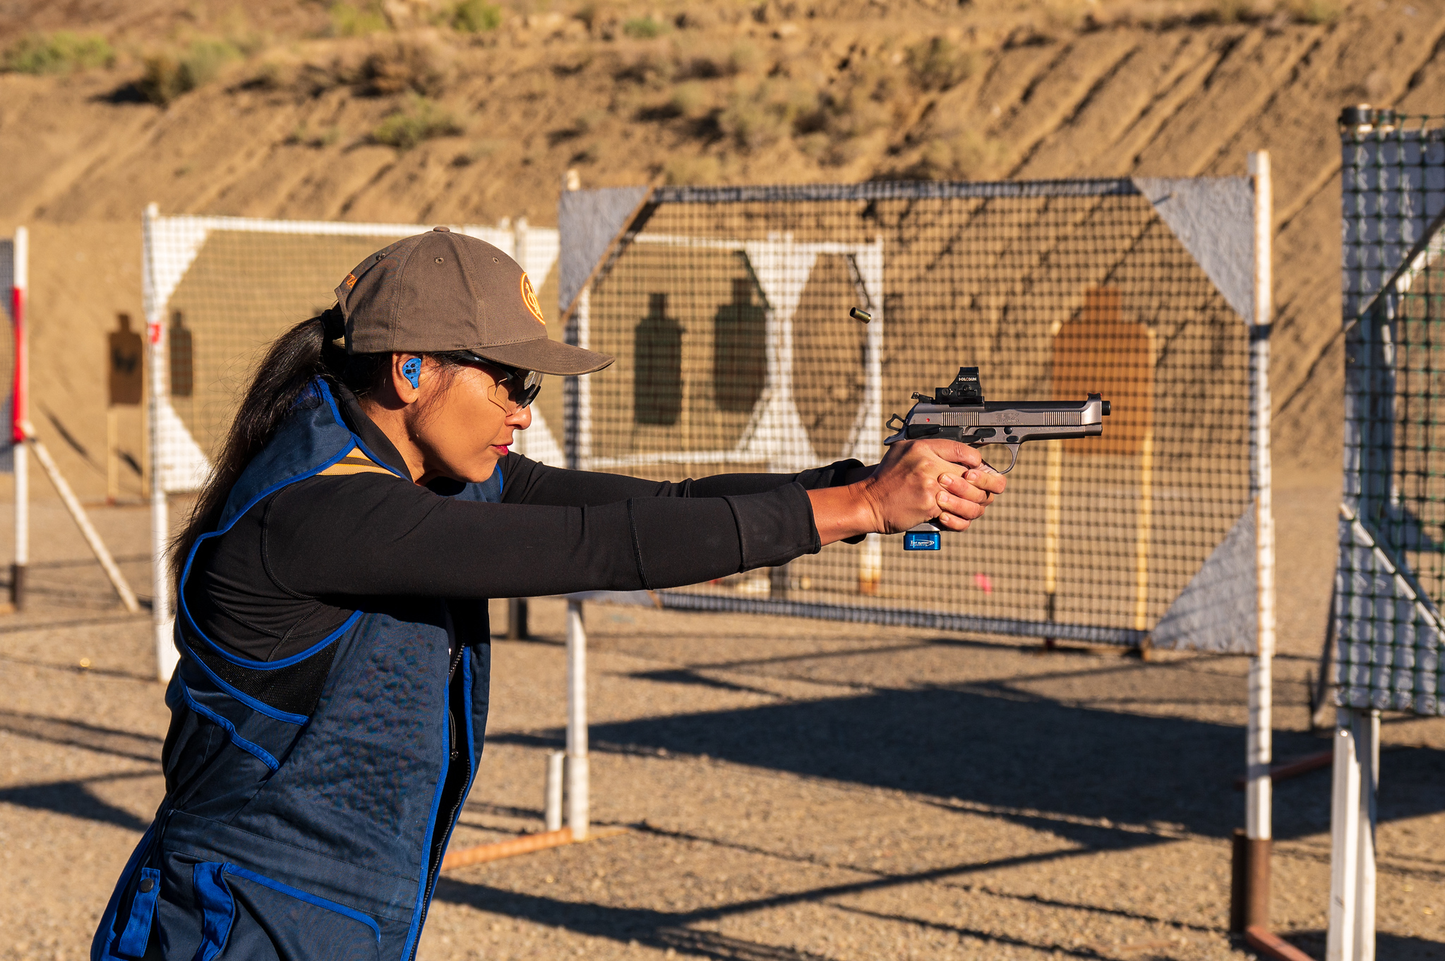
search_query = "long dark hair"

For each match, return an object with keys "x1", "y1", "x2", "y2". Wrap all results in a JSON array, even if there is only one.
[{"x1": 170, "y1": 307, "x2": 468, "y2": 590}]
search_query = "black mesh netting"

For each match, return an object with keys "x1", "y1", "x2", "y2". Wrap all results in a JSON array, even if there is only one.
[{"x1": 568, "y1": 180, "x2": 1251, "y2": 646}]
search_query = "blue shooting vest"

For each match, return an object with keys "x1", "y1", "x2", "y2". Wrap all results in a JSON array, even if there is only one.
[{"x1": 92, "y1": 380, "x2": 501, "y2": 961}]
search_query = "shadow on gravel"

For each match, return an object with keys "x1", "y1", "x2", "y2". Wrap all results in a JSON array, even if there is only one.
[
  {"x1": 438, "y1": 848, "x2": 1212, "y2": 961},
  {"x1": 582, "y1": 687, "x2": 1444, "y2": 843},
  {"x1": 1285, "y1": 929, "x2": 1445, "y2": 961},
  {"x1": 0, "y1": 709, "x2": 162, "y2": 763},
  {"x1": 435, "y1": 878, "x2": 833, "y2": 960},
  {"x1": 0, "y1": 775, "x2": 151, "y2": 832},
  {"x1": 836, "y1": 902, "x2": 1178, "y2": 960}
]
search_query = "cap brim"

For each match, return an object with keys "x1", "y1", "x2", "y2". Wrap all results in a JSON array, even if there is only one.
[{"x1": 471, "y1": 336, "x2": 615, "y2": 376}]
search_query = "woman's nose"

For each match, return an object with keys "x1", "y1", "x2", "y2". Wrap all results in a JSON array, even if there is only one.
[{"x1": 507, "y1": 405, "x2": 533, "y2": 429}]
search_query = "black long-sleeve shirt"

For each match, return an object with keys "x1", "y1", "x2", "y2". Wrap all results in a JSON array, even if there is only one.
[{"x1": 185, "y1": 386, "x2": 860, "y2": 663}]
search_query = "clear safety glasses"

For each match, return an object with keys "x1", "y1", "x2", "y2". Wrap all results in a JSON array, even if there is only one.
[{"x1": 465, "y1": 353, "x2": 543, "y2": 412}]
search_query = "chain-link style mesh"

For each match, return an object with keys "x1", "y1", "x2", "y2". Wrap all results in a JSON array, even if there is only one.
[
  {"x1": 567, "y1": 180, "x2": 1253, "y2": 647},
  {"x1": 143, "y1": 216, "x2": 563, "y2": 496},
  {"x1": 1339, "y1": 112, "x2": 1445, "y2": 716}
]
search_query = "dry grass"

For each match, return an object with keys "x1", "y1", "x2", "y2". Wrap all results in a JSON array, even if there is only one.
[
  {"x1": 1283, "y1": 0, "x2": 1344, "y2": 24},
  {"x1": 360, "y1": 36, "x2": 453, "y2": 96},
  {"x1": 662, "y1": 153, "x2": 724, "y2": 184},
  {"x1": 327, "y1": 1, "x2": 390, "y2": 38},
  {"x1": 905, "y1": 37, "x2": 978, "y2": 92},
  {"x1": 917, "y1": 127, "x2": 1010, "y2": 180},
  {"x1": 613, "y1": 46, "x2": 676, "y2": 87},
  {"x1": 371, "y1": 94, "x2": 464, "y2": 149},
  {"x1": 2, "y1": 31, "x2": 114, "y2": 74},
  {"x1": 608, "y1": 28, "x2": 996, "y2": 173},
  {"x1": 449, "y1": 0, "x2": 504, "y2": 32},
  {"x1": 666, "y1": 80, "x2": 711, "y2": 119},
  {"x1": 137, "y1": 38, "x2": 243, "y2": 105},
  {"x1": 718, "y1": 78, "x2": 815, "y2": 151},
  {"x1": 622, "y1": 15, "x2": 671, "y2": 39},
  {"x1": 1209, "y1": 0, "x2": 1260, "y2": 22}
]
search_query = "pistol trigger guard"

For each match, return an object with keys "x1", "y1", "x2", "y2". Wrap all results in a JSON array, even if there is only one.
[
  {"x1": 971, "y1": 442, "x2": 1020, "y2": 474},
  {"x1": 884, "y1": 412, "x2": 905, "y2": 433}
]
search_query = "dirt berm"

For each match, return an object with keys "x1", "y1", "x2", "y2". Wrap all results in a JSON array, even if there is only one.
[{"x1": 0, "y1": 0, "x2": 1440, "y2": 498}]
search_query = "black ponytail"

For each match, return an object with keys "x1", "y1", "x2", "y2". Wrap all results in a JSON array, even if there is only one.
[
  {"x1": 169, "y1": 308, "x2": 484, "y2": 591},
  {"x1": 169, "y1": 307, "x2": 388, "y2": 589}
]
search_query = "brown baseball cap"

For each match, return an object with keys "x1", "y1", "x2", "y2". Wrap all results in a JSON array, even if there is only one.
[{"x1": 334, "y1": 226, "x2": 613, "y2": 375}]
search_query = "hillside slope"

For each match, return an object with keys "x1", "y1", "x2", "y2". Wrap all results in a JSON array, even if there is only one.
[{"x1": 0, "y1": 0, "x2": 1441, "y2": 500}]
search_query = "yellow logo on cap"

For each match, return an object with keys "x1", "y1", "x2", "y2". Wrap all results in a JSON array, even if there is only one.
[{"x1": 520, "y1": 273, "x2": 546, "y2": 325}]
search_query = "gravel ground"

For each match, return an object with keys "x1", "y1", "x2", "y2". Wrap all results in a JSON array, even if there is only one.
[{"x1": 0, "y1": 492, "x2": 1441, "y2": 961}]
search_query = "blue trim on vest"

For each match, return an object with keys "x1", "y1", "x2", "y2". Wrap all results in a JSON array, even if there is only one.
[
  {"x1": 179, "y1": 597, "x2": 362, "y2": 672},
  {"x1": 399, "y1": 711, "x2": 452, "y2": 961},
  {"x1": 317, "y1": 378, "x2": 347, "y2": 429},
  {"x1": 92, "y1": 821, "x2": 158, "y2": 961},
  {"x1": 175, "y1": 639, "x2": 311, "y2": 727},
  {"x1": 461, "y1": 655, "x2": 476, "y2": 775},
  {"x1": 116, "y1": 868, "x2": 160, "y2": 957},
  {"x1": 316, "y1": 379, "x2": 410, "y2": 487},
  {"x1": 140, "y1": 376, "x2": 503, "y2": 961},
  {"x1": 177, "y1": 681, "x2": 281, "y2": 771},
  {"x1": 179, "y1": 472, "x2": 353, "y2": 671},
  {"x1": 173, "y1": 379, "x2": 393, "y2": 695},
  {"x1": 192, "y1": 863, "x2": 235, "y2": 961},
  {"x1": 224, "y1": 864, "x2": 382, "y2": 943}
]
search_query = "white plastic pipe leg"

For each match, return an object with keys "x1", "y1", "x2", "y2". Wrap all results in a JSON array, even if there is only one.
[
  {"x1": 545, "y1": 750, "x2": 564, "y2": 833},
  {"x1": 565, "y1": 599, "x2": 589, "y2": 841}
]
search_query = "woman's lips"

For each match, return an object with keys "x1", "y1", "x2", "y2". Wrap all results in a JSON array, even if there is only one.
[{"x1": 492, "y1": 445, "x2": 510, "y2": 454}]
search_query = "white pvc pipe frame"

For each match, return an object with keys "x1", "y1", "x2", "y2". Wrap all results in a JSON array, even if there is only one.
[
  {"x1": 6, "y1": 230, "x2": 138, "y2": 616},
  {"x1": 558, "y1": 178, "x2": 1276, "y2": 850},
  {"x1": 10, "y1": 227, "x2": 26, "y2": 603},
  {"x1": 143, "y1": 208, "x2": 449, "y2": 681},
  {"x1": 1328, "y1": 708, "x2": 1378, "y2": 961},
  {"x1": 1247, "y1": 151, "x2": 1276, "y2": 847},
  {"x1": 559, "y1": 237, "x2": 884, "y2": 835},
  {"x1": 140, "y1": 181, "x2": 1277, "y2": 844},
  {"x1": 570, "y1": 236, "x2": 885, "y2": 597},
  {"x1": 565, "y1": 599, "x2": 589, "y2": 840},
  {"x1": 144, "y1": 207, "x2": 180, "y2": 683}
]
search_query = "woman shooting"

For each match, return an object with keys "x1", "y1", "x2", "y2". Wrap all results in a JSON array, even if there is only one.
[{"x1": 92, "y1": 227, "x2": 1004, "y2": 961}]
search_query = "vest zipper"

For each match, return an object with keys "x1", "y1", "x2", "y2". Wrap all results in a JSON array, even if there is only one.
[
  {"x1": 446, "y1": 644, "x2": 464, "y2": 763},
  {"x1": 408, "y1": 662, "x2": 472, "y2": 961},
  {"x1": 409, "y1": 755, "x2": 470, "y2": 961}
]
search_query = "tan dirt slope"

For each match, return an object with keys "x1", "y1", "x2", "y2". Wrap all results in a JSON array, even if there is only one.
[{"x1": 0, "y1": 0, "x2": 1441, "y2": 499}]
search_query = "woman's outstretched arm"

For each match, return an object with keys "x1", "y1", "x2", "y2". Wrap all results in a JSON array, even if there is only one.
[
  {"x1": 497, "y1": 453, "x2": 867, "y2": 506},
  {"x1": 252, "y1": 440, "x2": 1001, "y2": 600}
]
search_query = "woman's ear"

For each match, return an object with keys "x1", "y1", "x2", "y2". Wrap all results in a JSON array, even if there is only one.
[{"x1": 392, "y1": 353, "x2": 424, "y2": 404}]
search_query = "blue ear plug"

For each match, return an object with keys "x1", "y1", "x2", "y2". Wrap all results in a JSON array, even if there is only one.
[{"x1": 403, "y1": 357, "x2": 422, "y2": 390}]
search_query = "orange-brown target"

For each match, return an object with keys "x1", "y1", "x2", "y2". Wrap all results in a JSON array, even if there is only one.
[{"x1": 1052, "y1": 288, "x2": 1154, "y2": 455}]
